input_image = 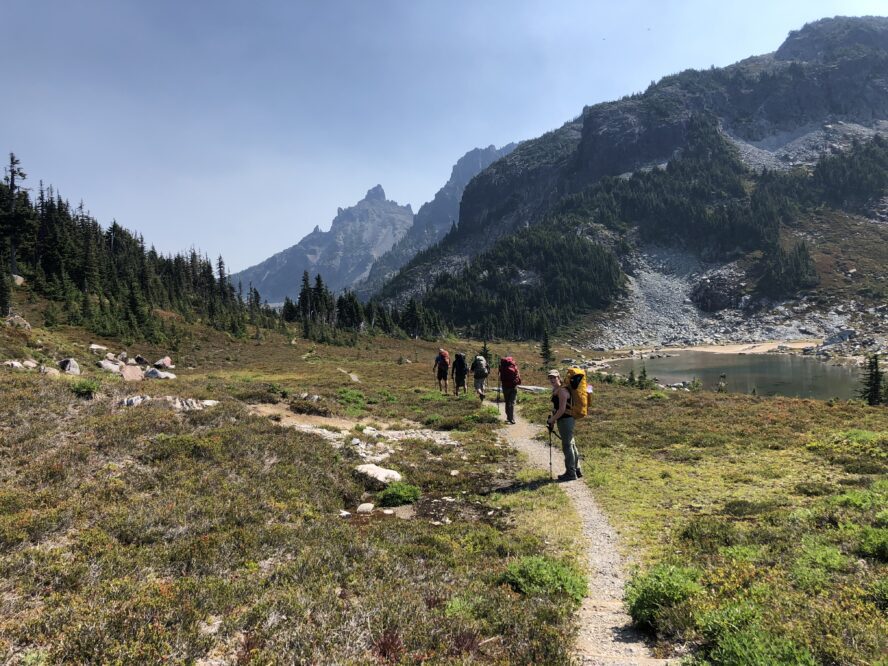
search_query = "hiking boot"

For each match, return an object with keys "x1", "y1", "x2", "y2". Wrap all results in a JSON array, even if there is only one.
[
  {"x1": 575, "y1": 467, "x2": 583, "y2": 478},
  {"x1": 557, "y1": 472, "x2": 578, "y2": 482},
  {"x1": 479, "y1": 392, "x2": 485, "y2": 401}
]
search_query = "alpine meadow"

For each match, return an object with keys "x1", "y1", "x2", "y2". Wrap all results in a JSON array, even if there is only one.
[{"x1": 2, "y1": 7, "x2": 888, "y2": 666}]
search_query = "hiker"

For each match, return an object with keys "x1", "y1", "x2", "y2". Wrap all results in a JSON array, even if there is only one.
[
  {"x1": 452, "y1": 352, "x2": 469, "y2": 396},
  {"x1": 498, "y1": 356, "x2": 521, "y2": 424},
  {"x1": 470, "y1": 354, "x2": 489, "y2": 401},
  {"x1": 433, "y1": 348, "x2": 450, "y2": 393},
  {"x1": 546, "y1": 369, "x2": 582, "y2": 481}
]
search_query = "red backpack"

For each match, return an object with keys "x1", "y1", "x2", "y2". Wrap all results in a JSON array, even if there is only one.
[
  {"x1": 437, "y1": 350, "x2": 450, "y2": 368},
  {"x1": 499, "y1": 357, "x2": 520, "y2": 388}
]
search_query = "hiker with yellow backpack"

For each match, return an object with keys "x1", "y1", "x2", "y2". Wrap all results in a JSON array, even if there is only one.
[{"x1": 546, "y1": 368, "x2": 590, "y2": 481}]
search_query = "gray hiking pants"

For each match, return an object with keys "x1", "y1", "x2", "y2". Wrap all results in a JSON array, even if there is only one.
[{"x1": 556, "y1": 416, "x2": 580, "y2": 475}]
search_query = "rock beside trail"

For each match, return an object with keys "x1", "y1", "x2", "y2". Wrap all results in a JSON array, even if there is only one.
[
  {"x1": 22, "y1": 360, "x2": 37, "y2": 369},
  {"x1": 120, "y1": 365, "x2": 144, "y2": 382},
  {"x1": 12, "y1": 274, "x2": 25, "y2": 287},
  {"x1": 154, "y1": 356, "x2": 174, "y2": 369},
  {"x1": 354, "y1": 464, "x2": 402, "y2": 489},
  {"x1": 134, "y1": 355, "x2": 149, "y2": 366},
  {"x1": 116, "y1": 395, "x2": 219, "y2": 411},
  {"x1": 99, "y1": 359, "x2": 122, "y2": 373},
  {"x1": 4, "y1": 315, "x2": 30, "y2": 331},
  {"x1": 89, "y1": 344, "x2": 109, "y2": 354},
  {"x1": 40, "y1": 366, "x2": 60, "y2": 377},
  {"x1": 58, "y1": 358, "x2": 80, "y2": 375},
  {"x1": 356, "y1": 503, "x2": 375, "y2": 514},
  {"x1": 145, "y1": 368, "x2": 176, "y2": 379},
  {"x1": 3, "y1": 360, "x2": 24, "y2": 369}
]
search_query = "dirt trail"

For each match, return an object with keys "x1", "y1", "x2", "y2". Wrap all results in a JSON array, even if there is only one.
[{"x1": 503, "y1": 412, "x2": 675, "y2": 665}]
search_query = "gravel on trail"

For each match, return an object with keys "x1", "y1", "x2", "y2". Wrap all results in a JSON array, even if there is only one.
[{"x1": 502, "y1": 412, "x2": 676, "y2": 665}]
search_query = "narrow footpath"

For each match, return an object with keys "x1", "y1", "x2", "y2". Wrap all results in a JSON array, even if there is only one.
[{"x1": 503, "y1": 411, "x2": 674, "y2": 665}]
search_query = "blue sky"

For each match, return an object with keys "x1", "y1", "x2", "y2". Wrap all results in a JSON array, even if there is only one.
[{"x1": 3, "y1": 0, "x2": 885, "y2": 271}]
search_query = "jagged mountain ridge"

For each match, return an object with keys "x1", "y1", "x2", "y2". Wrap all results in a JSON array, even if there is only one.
[
  {"x1": 378, "y1": 16, "x2": 888, "y2": 308},
  {"x1": 355, "y1": 143, "x2": 516, "y2": 299},
  {"x1": 231, "y1": 185, "x2": 413, "y2": 304}
]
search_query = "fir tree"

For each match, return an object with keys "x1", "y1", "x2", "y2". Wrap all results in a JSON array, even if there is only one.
[
  {"x1": 540, "y1": 326, "x2": 553, "y2": 366},
  {"x1": 0, "y1": 263, "x2": 10, "y2": 316},
  {"x1": 859, "y1": 354, "x2": 884, "y2": 406}
]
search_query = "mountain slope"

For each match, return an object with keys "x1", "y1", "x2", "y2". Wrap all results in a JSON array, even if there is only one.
[
  {"x1": 231, "y1": 186, "x2": 413, "y2": 303},
  {"x1": 355, "y1": 143, "x2": 515, "y2": 299},
  {"x1": 379, "y1": 16, "x2": 888, "y2": 305},
  {"x1": 379, "y1": 16, "x2": 888, "y2": 347}
]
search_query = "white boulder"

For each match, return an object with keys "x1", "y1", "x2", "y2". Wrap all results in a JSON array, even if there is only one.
[{"x1": 354, "y1": 464, "x2": 402, "y2": 489}]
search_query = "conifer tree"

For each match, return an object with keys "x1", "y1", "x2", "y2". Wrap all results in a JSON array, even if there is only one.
[
  {"x1": 540, "y1": 326, "x2": 553, "y2": 366},
  {"x1": 0, "y1": 263, "x2": 10, "y2": 316},
  {"x1": 859, "y1": 354, "x2": 884, "y2": 406}
]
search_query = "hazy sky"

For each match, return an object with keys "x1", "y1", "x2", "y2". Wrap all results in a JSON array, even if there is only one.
[{"x1": 3, "y1": 1, "x2": 885, "y2": 271}]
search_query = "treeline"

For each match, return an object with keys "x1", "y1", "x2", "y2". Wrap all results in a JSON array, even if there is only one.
[
  {"x1": 0, "y1": 154, "x2": 443, "y2": 346},
  {"x1": 421, "y1": 223, "x2": 624, "y2": 339},
  {"x1": 281, "y1": 271, "x2": 443, "y2": 344},
  {"x1": 0, "y1": 154, "x2": 282, "y2": 343}
]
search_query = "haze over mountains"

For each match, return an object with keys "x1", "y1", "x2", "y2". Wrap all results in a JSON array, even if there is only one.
[{"x1": 232, "y1": 144, "x2": 515, "y2": 304}]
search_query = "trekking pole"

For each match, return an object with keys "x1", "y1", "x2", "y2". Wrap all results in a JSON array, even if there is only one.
[{"x1": 547, "y1": 424, "x2": 554, "y2": 479}]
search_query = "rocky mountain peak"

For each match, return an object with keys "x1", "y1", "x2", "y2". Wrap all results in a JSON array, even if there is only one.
[
  {"x1": 775, "y1": 15, "x2": 888, "y2": 61},
  {"x1": 364, "y1": 185, "x2": 386, "y2": 202}
]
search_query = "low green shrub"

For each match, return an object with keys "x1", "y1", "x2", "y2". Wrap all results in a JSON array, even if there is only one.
[
  {"x1": 69, "y1": 378, "x2": 100, "y2": 399},
  {"x1": 378, "y1": 482, "x2": 421, "y2": 507},
  {"x1": 680, "y1": 517, "x2": 740, "y2": 554},
  {"x1": 858, "y1": 527, "x2": 888, "y2": 561},
  {"x1": 866, "y1": 577, "x2": 888, "y2": 611},
  {"x1": 625, "y1": 564, "x2": 702, "y2": 632},
  {"x1": 708, "y1": 627, "x2": 817, "y2": 665},
  {"x1": 500, "y1": 555, "x2": 586, "y2": 604}
]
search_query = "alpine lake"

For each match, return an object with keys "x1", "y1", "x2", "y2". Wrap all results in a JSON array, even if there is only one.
[{"x1": 608, "y1": 350, "x2": 861, "y2": 400}]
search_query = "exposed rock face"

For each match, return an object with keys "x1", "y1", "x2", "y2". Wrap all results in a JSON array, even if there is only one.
[
  {"x1": 357, "y1": 144, "x2": 516, "y2": 299},
  {"x1": 379, "y1": 16, "x2": 888, "y2": 307},
  {"x1": 231, "y1": 186, "x2": 414, "y2": 303}
]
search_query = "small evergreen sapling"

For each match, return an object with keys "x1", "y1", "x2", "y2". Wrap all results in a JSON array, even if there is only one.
[{"x1": 859, "y1": 354, "x2": 884, "y2": 406}]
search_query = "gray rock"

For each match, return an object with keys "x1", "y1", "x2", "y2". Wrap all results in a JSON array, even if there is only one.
[
  {"x1": 356, "y1": 503, "x2": 375, "y2": 514},
  {"x1": 145, "y1": 368, "x2": 176, "y2": 379},
  {"x1": 120, "y1": 365, "x2": 144, "y2": 382},
  {"x1": 4, "y1": 315, "x2": 30, "y2": 331},
  {"x1": 58, "y1": 358, "x2": 80, "y2": 375},
  {"x1": 99, "y1": 359, "x2": 122, "y2": 373},
  {"x1": 3, "y1": 360, "x2": 24, "y2": 369},
  {"x1": 153, "y1": 356, "x2": 174, "y2": 369},
  {"x1": 40, "y1": 366, "x2": 60, "y2": 377},
  {"x1": 11, "y1": 274, "x2": 24, "y2": 287},
  {"x1": 134, "y1": 355, "x2": 150, "y2": 366},
  {"x1": 22, "y1": 360, "x2": 37, "y2": 369},
  {"x1": 89, "y1": 343, "x2": 108, "y2": 354},
  {"x1": 354, "y1": 464, "x2": 402, "y2": 489}
]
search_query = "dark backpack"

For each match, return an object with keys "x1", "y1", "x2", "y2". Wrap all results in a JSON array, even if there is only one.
[{"x1": 453, "y1": 353, "x2": 467, "y2": 374}]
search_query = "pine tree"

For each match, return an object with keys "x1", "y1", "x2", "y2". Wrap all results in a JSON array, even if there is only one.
[
  {"x1": 638, "y1": 364, "x2": 649, "y2": 389},
  {"x1": 540, "y1": 326, "x2": 553, "y2": 366},
  {"x1": 0, "y1": 263, "x2": 10, "y2": 316},
  {"x1": 859, "y1": 354, "x2": 884, "y2": 406},
  {"x1": 480, "y1": 339, "x2": 491, "y2": 365}
]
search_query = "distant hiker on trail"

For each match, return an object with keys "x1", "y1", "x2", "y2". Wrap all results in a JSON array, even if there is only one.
[
  {"x1": 498, "y1": 356, "x2": 521, "y2": 424},
  {"x1": 452, "y1": 352, "x2": 468, "y2": 396},
  {"x1": 470, "y1": 354, "x2": 489, "y2": 401},
  {"x1": 546, "y1": 369, "x2": 586, "y2": 482},
  {"x1": 433, "y1": 348, "x2": 450, "y2": 393}
]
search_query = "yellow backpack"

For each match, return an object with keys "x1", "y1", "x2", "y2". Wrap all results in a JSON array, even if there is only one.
[{"x1": 566, "y1": 368, "x2": 589, "y2": 419}]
